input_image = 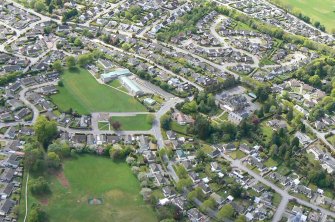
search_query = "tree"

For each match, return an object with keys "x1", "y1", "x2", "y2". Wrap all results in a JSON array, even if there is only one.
[
  {"x1": 24, "y1": 147, "x2": 46, "y2": 173},
  {"x1": 66, "y1": 56, "x2": 76, "y2": 69},
  {"x1": 217, "y1": 204, "x2": 234, "y2": 220},
  {"x1": 235, "y1": 215, "x2": 247, "y2": 222},
  {"x1": 111, "y1": 121, "x2": 121, "y2": 130},
  {"x1": 52, "y1": 60, "x2": 62, "y2": 72},
  {"x1": 140, "y1": 188, "x2": 152, "y2": 202},
  {"x1": 146, "y1": 115, "x2": 155, "y2": 125},
  {"x1": 74, "y1": 37, "x2": 83, "y2": 47},
  {"x1": 34, "y1": 116, "x2": 58, "y2": 148},
  {"x1": 291, "y1": 137, "x2": 300, "y2": 148},
  {"x1": 193, "y1": 115, "x2": 211, "y2": 140},
  {"x1": 34, "y1": 0, "x2": 46, "y2": 12},
  {"x1": 161, "y1": 114, "x2": 171, "y2": 130},
  {"x1": 176, "y1": 178, "x2": 192, "y2": 191},
  {"x1": 200, "y1": 198, "x2": 216, "y2": 212},
  {"x1": 109, "y1": 144, "x2": 123, "y2": 160},
  {"x1": 287, "y1": 107, "x2": 293, "y2": 122},
  {"x1": 29, "y1": 177, "x2": 51, "y2": 196},
  {"x1": 195, "y1": 149, "x2": 207, "y2": 163},
  {"x1": 256, "y1": 86, "x2": 271, "y2": 102},
  {"x1": 187, "y1": 187, "x2": 205, "y2": 201},
  {"x1": 47, "y1": 141, "x2": 71, "y2": 158},
  {"x1": 181, "y1": 100, "x2": 197, "y2": 114},
  {"x1": 47, "y1": 152, "x2": 61, "y2": 169},
  {"x1": 309, "y1": 75, "x2": 321, "y2": 87},
  {"x1": 28, "y1": 204, "x2": 48, "y2": 222},
  {"x1": 77, "y1": 53, "x2": 93, "y2": 67}
]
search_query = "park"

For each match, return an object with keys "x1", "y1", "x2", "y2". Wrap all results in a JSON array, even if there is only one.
[{"x1": 50, "y1": 68, "x2": 146, "y2": 115}]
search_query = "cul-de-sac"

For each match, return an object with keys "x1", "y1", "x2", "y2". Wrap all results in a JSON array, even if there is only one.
[{"x1": 0, "y1": 0, "x2": 334, "y2": 221}]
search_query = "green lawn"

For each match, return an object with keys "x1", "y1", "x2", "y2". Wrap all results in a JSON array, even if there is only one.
[
  {"x1": 326, "y1": 134, "x2": 335, "y2": 146},
  {"x1": 264, "y1": 158, "x2": 279, "y2": 168},
  {"x1": 170, "y1": 121, "x2": 189, "y2": 135},
  {"x1": 110, "y1": 114, "x2": 153, "y2": 131},
  {"x1": 51, "y1": 69, "x2": 146, "y2": 115},
  {"x1": 274, "y1": 0, "x2": 335, "y2": 32},
  {"x1": 228, "y1": 150, "x2": 247, "y2": 160},
  {"x1": 98, "y1": 122, "x2": 110, "y2": 130},
  {"x1": 273, "y1": 192, "x2": 282, "y2": 206},
  {"x1": 22, "y1": 155, "x2": 158, "y2": 222}
]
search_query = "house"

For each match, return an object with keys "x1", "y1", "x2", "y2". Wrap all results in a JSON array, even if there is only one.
[
  {"x1": 210, "y1": 192, "x2": 224, "y2": 205},
  {"x1": 239, "y1": 143, "x2": 251, "y2": 154},
  {"x1": 197, "y1": 181, "x2": 211, "y2": 194},
  {"x1": 14, "y1": 108, "x2": 31, "y2": 120},
  {"x1": 149, "y1": 163, "x2": 161, "y2": 174},
  {"x1": 40, "y1": 85, "x2": 58, "y2": 95},
  {"x1": 180, "y1": 160, "x2": 193, "y2": 171},
  {"x1": 249, "y1": 156, "x2": 266, "y2": 172},
  {"x1": 210, "y1": 162, "x2": 221, "y2": 172},
  {"x1": 172, "y1": 112, "x2": 193, "y2": 125},
  {"x1": 294, "y1": 185, "x2": 312, "y2": 198},
  {"x1": 187, "y1": 208, "x2": 208, "y2": 222},
  {"x1": 252, "y1": 183, "x2": 265, "y2": 193},
  {"x1": 162, "y1": 186, "x2": 176, "y2": 198},
  {"x1": 154, "y1": 173, "x2": 168, "y2": 186},
  {"x1": 228, "y1": 111, "x2": 249, "y2": 124},
  {"x1": 4, "y1": 154, "x2": 20, "y2": 168},
  {"x1": 166, "y1": 131, "x2": 177, "y2": 140},
  {"x1": 0, "y1": 183, "x2": 14, "y2": 199},
  {"x1": 224, "y1": 143, "x2": 236, "y2": 152},
  {"x1": 176, "y1": 149, "x2": 187, "y2": 160},
  {"x1": 308, "y1": 211, "x2": 321, "y2": 222},
  {"x1": 171, "y1": 196, "x2": 187, "y2": 211},
  {"x1": 207, "y1": 148, "x2": 220, "y2": 158},
  {"x1": 189, "y1": 172, "x2": 200, "y2": 183},
  {"x1": 72, "y1": 134, "x2": 87, "y2": 145},
  {"x1": 0, "y1": 199, "x2": 15, "y2": 216}
]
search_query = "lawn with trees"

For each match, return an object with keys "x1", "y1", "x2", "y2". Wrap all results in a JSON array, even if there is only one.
[
  {"x1": 22, "y1": 155, "x2": 158, "y2": 222},
  {"x1": 50, "y1": 68, "x2": 146, "y2": 115},
  {"x1": 271, "y1": 0, "x2": 335, "y2": 33},
  {"x1": 45, "y1": 155, "x2": 157, "y2": 222}
]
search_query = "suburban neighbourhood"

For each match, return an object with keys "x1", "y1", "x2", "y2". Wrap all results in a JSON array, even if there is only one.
[{"x1": 0, "y1": 0, "x2": 334, "y2": 221}]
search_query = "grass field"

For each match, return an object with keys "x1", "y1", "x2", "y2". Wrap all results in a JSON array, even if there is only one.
[
  {"x1": 109, "y1": 114, "x2": 153, "y2": 131},
  {"x1": 275, "y1": 0, "x2": 335, "y2": 32},
  {"x1": 21, "y1": 155, "x2": 157, "y2": 222},
  {"x1": 51, "y1": 69, "x2": 146, "y2": 115}
]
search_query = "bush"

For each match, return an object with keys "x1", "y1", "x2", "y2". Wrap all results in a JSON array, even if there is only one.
[{"x1": 29, "y1": 177, "x2": 51, "y2": 196}]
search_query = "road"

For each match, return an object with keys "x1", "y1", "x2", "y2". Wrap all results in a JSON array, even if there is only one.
[{"x1": 23, "y1": 173, "x2": 29, "y2": 222}]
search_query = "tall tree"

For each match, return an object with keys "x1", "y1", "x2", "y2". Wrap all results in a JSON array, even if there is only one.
[{"x1": 34, "y1": 116, "x2": 58, "y2": 148}]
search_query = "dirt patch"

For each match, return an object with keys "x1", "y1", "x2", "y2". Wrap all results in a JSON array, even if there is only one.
[
  {"x1": 40, "y1": 198, "x2": 49, "y2": 206},
  {"x1": 105, "y1": 190, "x2": 125, "y2": 199},
  {"x1": 56, "y1": 171, "x2": 70, "y2": 188}
]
